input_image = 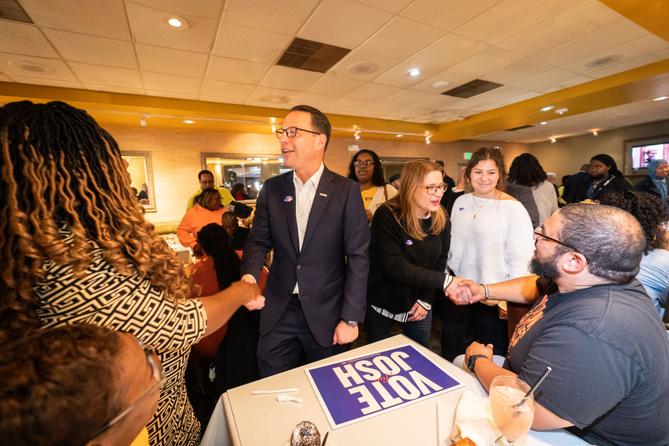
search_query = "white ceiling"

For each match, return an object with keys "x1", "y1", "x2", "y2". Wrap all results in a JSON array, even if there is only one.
[{"x1": 1, "y1": 0, "x2": 669, "y2": 141}]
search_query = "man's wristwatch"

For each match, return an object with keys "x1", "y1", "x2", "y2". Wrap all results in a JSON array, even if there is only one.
[
  {"x1": 344, "y1": 320, "x2": 358, "y2": 327},
  {"x1": 466, "y1": 354, "x2": 488, "y2": 373}
]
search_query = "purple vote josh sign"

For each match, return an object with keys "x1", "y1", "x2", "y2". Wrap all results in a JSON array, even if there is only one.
[{"x1": 305, "y1": 343, "x2": 463, "y2": 429}]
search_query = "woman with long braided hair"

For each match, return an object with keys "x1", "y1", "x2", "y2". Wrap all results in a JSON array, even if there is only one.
[{"x1": 0, "y1": 101, "x2": 263, "y2": 445}]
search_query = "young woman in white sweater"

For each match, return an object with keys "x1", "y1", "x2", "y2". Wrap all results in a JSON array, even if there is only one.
[{"x1": 441, "y1": 147, "x2": 535, "y2": 360}]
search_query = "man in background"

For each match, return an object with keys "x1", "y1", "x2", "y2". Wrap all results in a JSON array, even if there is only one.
[{"x1": 186, "y1": 169, "x2": 234, "y2": 211}]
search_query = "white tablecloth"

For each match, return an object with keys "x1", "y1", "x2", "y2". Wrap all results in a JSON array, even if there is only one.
[{"x1": 201, "y1": 335, "x2": 588, "y2": 446}]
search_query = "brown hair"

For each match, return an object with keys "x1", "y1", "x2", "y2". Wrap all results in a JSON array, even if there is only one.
[
  {"x1": 0, "y1": 324, "x2": 123, "y2": 446},
  {"x1": 0, "y1": 101, "x2": 191, "y2": 342},
  {"x1": 465, "y1": 147, "x2": 507, "y2": 191},
  {"x1": 385, "y1": 160, "x2": 447, "y2": 240}
]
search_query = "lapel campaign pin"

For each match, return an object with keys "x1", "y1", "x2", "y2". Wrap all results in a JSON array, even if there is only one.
[{"x1": 284, "y1": 196, "x2": 294, "y2": 202}]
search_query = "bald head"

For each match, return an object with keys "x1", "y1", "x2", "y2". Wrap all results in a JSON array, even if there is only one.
[{"x1": 556, "y1": 204, "x2": 645, "y2": 283}]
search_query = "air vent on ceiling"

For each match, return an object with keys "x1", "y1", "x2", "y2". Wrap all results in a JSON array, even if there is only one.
[
  {"x1": 441, "y1": 79, "x2": 502, "y2": 98},
  {"x1": 0, "y1": 0, "x2": 33, "y2": 23},
  {"x1": 277, "y1": 38, "x2": 350, "y2": 73},
  {"x1": 505, "y1": 124, "x2": 534, "y2": 132}
]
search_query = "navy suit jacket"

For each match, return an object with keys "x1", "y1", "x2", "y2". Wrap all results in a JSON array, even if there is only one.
[{"x1": 241, "y1": 167, "x2": 370, "y2": 347}]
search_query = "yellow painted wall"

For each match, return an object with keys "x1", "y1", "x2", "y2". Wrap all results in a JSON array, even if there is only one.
[{"x1": 106, "y1": 125, "x2": 526, "y2": 224}]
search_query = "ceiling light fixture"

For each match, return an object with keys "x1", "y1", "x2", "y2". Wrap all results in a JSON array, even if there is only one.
[
  {"x1": 540, "y1": 105, "x2": 554, "y2": 112},
  {"x1": 550, "y1": 137, "x2": 557, "y2": 143},
  {"x1": 653, "y1": 96, "x2": 668, "y2": 102},
  {"x1": 395, "y1": 134, "x2": 403, "y2": 138},
  {"x1": 407, "y1": 67, "x2": 421, "y2": 77},
  {"x1": 354, "y1": 130, "x2": 361, "y2": 140},
  {"x1": 271, "y1": 124, "x2": 276, "y2": 133},
  {"x1": 432, "y1": 80, "x2": 449, "y2": 89},
  {"x1": 554, "y1": 107, "x2": 568, "y2": 115},
  {"x1": 539, "y1": 121, "x2": 547, "y2": 126},
  {"x1": 182, "y1": 119, "x2": 195, "y2": 124},
  {"x1": 592, "y1": 130, "x2": 598, "y2": 136},
  {"x1": 140, "y1": 114, "x2": 148, "y2": 127},
  {"x1": 167, "y1": 17, "x2": 187, "y2": 28}
]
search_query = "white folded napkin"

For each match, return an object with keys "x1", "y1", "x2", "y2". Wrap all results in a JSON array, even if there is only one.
[{"x1": 451, "y1": 390, "x2": 501, "y2": 446}]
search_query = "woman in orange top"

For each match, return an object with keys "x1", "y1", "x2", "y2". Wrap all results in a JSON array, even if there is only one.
[{"x1": 177, "y1": 188, "x2": 227, "y2": 256}]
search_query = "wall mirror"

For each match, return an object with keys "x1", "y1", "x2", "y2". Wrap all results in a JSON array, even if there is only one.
[
  {"x1": 122, "y1": 151, "x2": 156, "y2": 213},
  {"x1": 201, "y1": 153, "x2": 289, "y2": 200}
]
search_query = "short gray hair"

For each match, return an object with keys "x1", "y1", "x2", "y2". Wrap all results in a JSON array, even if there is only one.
[{"x1": 557, "y1": 204, "x2": 645, "y2": 283}]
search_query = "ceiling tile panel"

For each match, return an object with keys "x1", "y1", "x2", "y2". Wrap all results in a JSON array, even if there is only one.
[
  {"x1": 20, "y1": 0, "x2": 131, "y2": 40},
  {"x1": 0, "y1": 21, "x2": 58, "y2": 58},
  {"x1": 222, "y1": 0, "x2": 319, "y2": 35},
  {"x1": 212, "y1": 21, "x2": 293, "y2": 64},
  {"x1": 43, "y1": 29, "x2": 137, "y2": 68},
  {"x1": 324, "y1": 97, "x2": 372, "y2": 115},
  {"x1": 135, "y1": 44, "x2": 208, "y2": 77},
  {"x1": 129, "y1": 0, "x2": 225, "y2": 18},
  {"x1": 290, "y1": 92, "x2": 340, "y2": 109},
  {"x1": 364, "y1": 89, "x2": 434, "y2": 114},
  {"x1": 145, "y1": 90, "x2": 199, "y2": 99},
  {"x1": 409, "y1": 69, "x2": 478, "y2": 93},
  {"x1": 355, "y1": 17, "x2": 446, "y2": 62},
  {"x1": 199, "y1": 79, "x2": 255, "y2": 103},
  {"x1": 534, "y1": 19, "x2": 649, "y2": 66},
  {"x1": 344, "y1": 83, "x2": 403, "y2": 102},
  {"x1": 354, "y1": 0, "x2": 413, "y2": 14},
  {"x1": 586, "y1": 53, "x2": 666, "y2": 79},
  {"x1": 485, "y1": 59, "x2": 553, "y2": 86},
  {"x1": 82, "y1": 83, "x2": 145, "y2": 95},
  {"x1": 69, "y1": 62, "x2": 143, "y2": 88},
  {"x1": 307, "y1": 74, "x2": 365, "y2": 96},
  {"x1": 448, "y1": 47, "x2": 523, "y2": 79},
  {"x1": 0, "y1": 53, "x2": 77, "y2": 81},
  {"x1": 245, "y1": 85, "x2": 300, "y2": 108},
  {"x1": 142, "y1": 72, "x2": 201, "y2": 94},
  {"x1": 299, "y1": 0, "x2": 392, "y2": 49},
  {"x1": 126, "y1": 1, "x2": 218, "y2": 52},
  {"x1": 401, "y1": 0, "x2": 501, "y2": 31},
  {"x1": 206, "y1": 56, "x2": 270, "y2": 84},
  {"x1": 259, "y1": 65, "x2": 321, "y2": 90},
  {"x1": 373, "y1": 33, "x2": 489, "y2": 88},
  {"x1": 9, "y1": 76, "x2": 83, "y2": 88}
]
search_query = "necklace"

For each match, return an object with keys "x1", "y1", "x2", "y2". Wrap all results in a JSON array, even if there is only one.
[{"x1": 471, "y1": 194, "x2": 493, "y2": 219}]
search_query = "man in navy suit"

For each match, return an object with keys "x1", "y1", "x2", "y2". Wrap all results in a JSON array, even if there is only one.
[{"x1": 241, "y1": 105, "x2": 370, "y2": 377}]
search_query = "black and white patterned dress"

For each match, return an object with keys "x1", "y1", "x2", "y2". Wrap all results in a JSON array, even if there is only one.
[{"x1": 34, "y1": 230, "x2": 207, "y2": 446}]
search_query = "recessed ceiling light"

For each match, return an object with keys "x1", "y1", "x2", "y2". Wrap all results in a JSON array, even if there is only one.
[
  {"x1": 182, "y1": 119, "x2": 195, "y2": 124},
  {"x1": 539, "y1": 121, "x2": 547, "y2": 126},
  {"x1": 540, "y1": 106, "x2": 554, "y2": 112},
  {"x1": 554, "y1": 107, "x2": 568, "y2": 115},
  {"x1": 407, "y1": 67, "x2": 421, "y2": 77},
  {"x1": 8, "y1": 59, "x2": 53, "y2": 74},
  {"x1": 167, "y1": 17, "x2": 187, "y2": 28},
  {"x1": 653, "y1": 96, "x2": 668, "y2": 102},
  {"x1": 432, "y1": 80, "x2": 449, "y2": 89},
  {"x1": 592, "y1": 130, "x2": 598, "y2": 136},
  {"x1": 348, "y1": 62, "x2": 379, "y2": 75},
  {"x1": 395, "y1": 134, "x2": 403, "y2": 138},
  {"x1": 585, "y1": 54, "x2": 621, "y2": 69},
  {"x1": 550, "y1": 137, "x2": 557, "y2": 143}
]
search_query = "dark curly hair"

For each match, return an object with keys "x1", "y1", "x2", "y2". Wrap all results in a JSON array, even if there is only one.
[
  {"x1": 0, "y1": 324, "x2": 123, "y2": 446},
  {"x1": 598, "y1": 191, "x2": 669, "y2": 252},
  {"x1": 347, "y1": 149, "x2": 386, "y2": 187},
  {"x1": 508, "y1": 153, "x2": 548, "y2": 187}
]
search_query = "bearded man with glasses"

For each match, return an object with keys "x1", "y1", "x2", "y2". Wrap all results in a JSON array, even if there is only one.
[{"x1": 447, "y1": 204, "x2": 669, "y2": 445}]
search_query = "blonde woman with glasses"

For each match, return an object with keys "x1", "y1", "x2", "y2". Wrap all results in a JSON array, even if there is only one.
[{"x1": 366, "y1": 160, "x2": 462, "y2": 347}]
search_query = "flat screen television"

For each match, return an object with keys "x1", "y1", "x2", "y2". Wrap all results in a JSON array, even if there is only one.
[{"x1": 624, "y1": 136, "x2": 669, "y2": 174}]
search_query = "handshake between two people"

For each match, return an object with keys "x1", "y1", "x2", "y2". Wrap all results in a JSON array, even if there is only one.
[{"x1": 445, "y1": 277, "x2": 487, "y2": 306}]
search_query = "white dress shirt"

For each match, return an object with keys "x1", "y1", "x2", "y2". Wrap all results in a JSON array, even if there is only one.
[{"x1": 292, "y1": 163, "x2": 325, "y2": 293}]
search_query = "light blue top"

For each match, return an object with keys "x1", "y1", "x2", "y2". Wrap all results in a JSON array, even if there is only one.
[{"x1": 636, "y1": 248, "x2": 669, "y2": 317}]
